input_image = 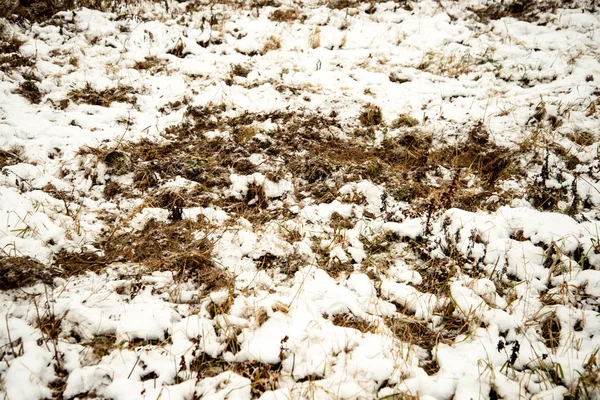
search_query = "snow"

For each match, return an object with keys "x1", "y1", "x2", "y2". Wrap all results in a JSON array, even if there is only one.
[{"x1": 1, "y1": 0, "x2": 600, "y2": 399}]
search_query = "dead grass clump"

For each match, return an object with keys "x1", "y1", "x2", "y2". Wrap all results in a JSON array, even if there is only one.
[
  {"x1": 0, "y1": 256, "x2": 55, "y2": 289},
  {"x1": 332, "y1": 313, "x2": 378, "y2": 334},
  {"x1": 391, "y1": 114, "x2": 419, "y2": 128},
  {"x1": 0, "y1": 147, "x2": 24, "y2": 168},
  {"x1": 68, "y1": 82, "x2": 137, "y2": 107},
  {"x1": 418, "y1": 50, "x2": 473, "y2": 78},
  {"x1": 540, "y1": 313, "x2": 561, "y2": 350},
  {"x1": 37, "y1": 314, "x2": 62, "y2": 340},
  {"x1": 168, "y1": 38, "x2": 187, "y2": 58},
  {"x1": 231, "y1": 63, "x2": 251, "y2": 78},
  {"x1": 13, "y1": 79, "x2": 42, "y2": 104},
  {"x1": 103, "y1": 181, "x2": 122, "y2": 199},
  {"x1": 2, "y1": 0, "x2": 74, "y2": 22},
  {"x1": 359, "y1": 103, "x2": 383, "y2": 126},
  {"x1": 101, "y1": 219, "x2": 231, "y2": 290},
  {"x1": 568, "y1": 130, "x2": 596, "y2": 147},
  {"x1": 190, "y1": 352, "x2": 230, "y2": 379},
  {"x1": 87, "y1": 335, "x2": 116, "y2": 359},
  {"x1": 261, "y1": 35, "x2": 281, "y2": 55},
  {"x1": 102, "y1": 150, "x2": 132, "y2": 175},
  {"x1": 0, "y1": 25, "x2": 33, "y2": 71},
  {"x1": 89, "y1": 106, "x2": 519, "y2": 223},
  {"x1": 133, "y1": 56, "x2": 166, "y2": 74},
  {"x1": 52, "y1": 250, "x2": 107, "y2": 277},
  {"x1": 231, "y1": 361, "x2": 280, "y2": 396},
  {"x1": 565, "y1": 350, "x2": 600, "y2": 400},
  {"x1": 269, "y1": 7, "x2": 302, "y2": 22},
  {"x1": 468, "y1": 0, "x2": 559, "y2": 23},
  {"x1": 385, "y1": 316, "x2": 440, "y2": 374}
]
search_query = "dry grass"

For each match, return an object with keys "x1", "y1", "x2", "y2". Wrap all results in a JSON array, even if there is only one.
[
  {"x1": 309, "y1": 26, "x2": 321, "y2": 49},
  {"x1": 391, "y1": 114, "x2": 419, "y2": 128},
  {"x1": 0, "y1": 146, "x2": 24, "y2": 168},
  {"x1": 68, "y1": 82, "x2": 137, "y2": 107},
  {"x1": 566, "y1": 349, "x2": 600, "y2": 400},
  {"x1": 269, "y1": 7, "x2": 302, "y2": 23},
  {"x1": 540, "y1": 313, "x2": 561, "y2": 350},
  {"x1": 232, "y1": 361, "x2": 280, "y2": 396},
  {"x1": 331, "y1": 313, "x2": 378, "y2": 334},
  {"x1": 79, "y1": 105, "x2": 521, "y2": 217},
  {"x1": 1, "y1": 0, "x2": 74, "y2": 21},
  {"x1": 468, "y1": 0, "x2": 562, "y2": 23},
  {"x1": 359, "y1": 103, "x2": 383, "y2": 126},
  {"x1": 0, "y1": 25, "x2": 33, "y2": 72},
  {"x1": 324, "y1": 0, "x2": 398, "y2": 10},
  {"x1": 261, "y1": 35, "x2": 281, "y2": 54},
  {"x1": 418, "y1": 50, "x2": 473, "y2": 79},
  {"x1": 133, "y1": 56, "x2": 166, "y2": 74},
  {"x1": 0, "y1": 256, "x2": 58, "y2": 290},
  {"x1": 231, "y1": 63, "x2": 251, "y2": 78},
  {"x1": 87, "y1": 335, "x2": 117, "y2": 359}
]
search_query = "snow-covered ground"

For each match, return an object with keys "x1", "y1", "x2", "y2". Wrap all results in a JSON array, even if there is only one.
[{"x1": 1, "y1": 0, "x2": 600, "y2": 399}]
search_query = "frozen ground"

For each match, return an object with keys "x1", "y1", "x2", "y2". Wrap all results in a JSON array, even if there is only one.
[{"x1": 1, "y1": 0, "x2": 600, "y2": 399}]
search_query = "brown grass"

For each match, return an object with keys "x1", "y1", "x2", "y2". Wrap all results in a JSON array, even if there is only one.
[
  {"x1": 68, "y1": 82, "x2": 137, "y2": 107},
  {"x1": 0, "y1": 146, "x2": 24, "y2": 168},
  {"x1": 540, "y1": 313, "x2": 561, "y2": 350},
  {"x1": 418, "y1": 50, "x2": 473, "y2": 78},
  {"x1": 80, "y1": 105, "x2": 520, "y2": 217},
  {"x1": 100, "y1": 218, "x2": 231, "y2": 290},
  {"x1": 232, "y1": 361, "x2": 280, "y2": 396},
  {"x1": 359, "y1": 103, "x2": 383, "y2": 126},
  {"x1": 332, "y1": 313, "x2": 378, "y2": 334},
  {"x1": 261, "y1": 35, "x2": 281, "y2": 55},
  {"x1": 133, "y1": 56, "x2": 166, "y2": 74},
  {"x1": 1, "y1": 0, "x2": 74, "y2": 22},
  {"x1": 468, "y1": 0, "x2": 561, "y2": 23},
  {"x1": 0, "y1": 26, "x2": 33, "y2": 72},
  {"x1": 269, "y1": 7, "x2": 302, "y2": 23},
  {"x1": 0, "y1": 256, "x2": 56, "y2": 290},
  {"x1": 391, "y1": 114, "x2": 419, "y2": 128}
]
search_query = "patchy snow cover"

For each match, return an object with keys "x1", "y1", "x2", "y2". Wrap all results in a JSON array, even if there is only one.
[{"x1": 1, "y1": 0, "x2": 600, "y2": 399}]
